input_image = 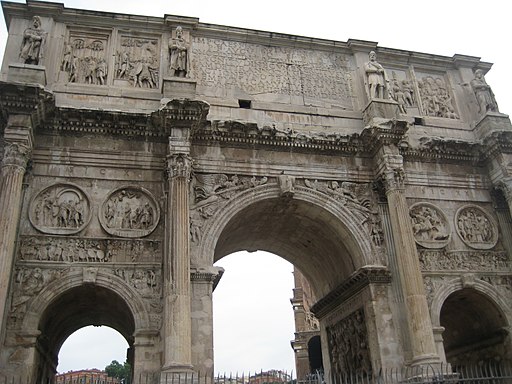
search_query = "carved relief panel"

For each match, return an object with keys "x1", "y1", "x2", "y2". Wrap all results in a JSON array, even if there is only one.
[
  {"x1": 191, "y1": 37, "x2": 353, "y2": 108},
  {"x1": 409, "y1": 203, "x2": 450, "y2": 249},
  {"x1": 18, "y1": 235, "x2": 162, "y2": 263},
  {"x1": 327, "y1": 308, "x2": 371, "y2": 376},
  {"x1": 29, "y1": 184, "x2": 91, "y2": 235},
  {"x1": 60, "y1": 30, "x2": 110, "y2": 85},
  {"x1": 416, "y1": 74, "x2": 459, "y2": 119},
  {"x1": 387, "y1": 69, "x2": 417, "y2": 115},
  {"x1": 455, "y1": 205, "x2": 498, "y2": 250},
  {"x1": 114, "y1": 35, "x2": 160, "y2": 88},
  {"x1": 99, "y1": 187, "x2": 160, "y2": 238}
]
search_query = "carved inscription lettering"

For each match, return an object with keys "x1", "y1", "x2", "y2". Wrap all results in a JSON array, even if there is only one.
[{"x1": 191, "y1": 37, "x2": 353, "y2": 107}]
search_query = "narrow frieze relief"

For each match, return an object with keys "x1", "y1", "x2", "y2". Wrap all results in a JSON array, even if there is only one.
[
  {"x1": 99, "y1": 187, "x2": 160, "y2": 238},
  {"x1": 327, "y1": 308, "x2": 371, "y2": 376},
  {"x1": 189, "y1": 173, "x2": 268, "y2": 243},
  {"x1": 61, "y1": 32, "x2": 109, "y2": 85},
  {"x1": 409, "y1": 203, "x2": 451, "y2": 249},
  {"x1": 455, "y1": 205, "x2": 498, "y2": 250},
  {"x1": 418, "y1": 249, "x2": 508, "y2": 271},
  {"x1": 417, "y1": 75, "x2": 459, "y2": 119},
  {"x1": 29, "y1": 184, "x2": 91, "y2": 235},
  {"x1": 17, "y1": 235, "x2": 162, "y2": 263},
  {"x1": 115, "y1": 35, "x2": 160, "y2": 88}
]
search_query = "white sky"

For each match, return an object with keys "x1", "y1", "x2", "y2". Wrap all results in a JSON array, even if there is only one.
[{"x1": 1, "y1": 0, "x2": 511, "y2": 376}]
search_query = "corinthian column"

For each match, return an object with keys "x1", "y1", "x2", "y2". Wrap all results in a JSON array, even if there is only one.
[
  {"x1": 0, "y1": 115, "x2": 33, "y2": 342},
  {"x1": 379, "y1": 153, "x2": 439, "y2": 366},
  {"x1": 162, "y1": 137, "x2": 193, "y2": 373}
]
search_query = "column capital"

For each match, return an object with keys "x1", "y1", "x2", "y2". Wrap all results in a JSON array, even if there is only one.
[
  {"x1": 1, "y1": 142, "x2": 31, "y2": 170},
  {"x1": 166, "y1": 153, "x2": 192, "y2": 180},
  {"x1": 376, "y1": 153, "x2": 406, "y2": 194}
]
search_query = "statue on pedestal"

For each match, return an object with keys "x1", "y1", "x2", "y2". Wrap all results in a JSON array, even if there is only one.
[{"x1": 20, "y1": 16, "x2": 46, "y2": 65}]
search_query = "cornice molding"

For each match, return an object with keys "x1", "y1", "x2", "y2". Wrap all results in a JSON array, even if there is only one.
[
  {"x1": 310, "y1": 266, "x2": 391, "y2": 318},
  {"x1": 0, "y1": 82, "x2": 55, "y2": 128}
]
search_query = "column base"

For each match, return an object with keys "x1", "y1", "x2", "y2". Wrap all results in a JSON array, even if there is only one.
[{"x1": 160, "y1": 366, "x2": 199, "y2": 384}]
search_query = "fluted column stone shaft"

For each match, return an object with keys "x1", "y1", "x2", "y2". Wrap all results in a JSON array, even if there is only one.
[
  {"x1": 0, "y1": 115, "x2": 33, "y2": 342},
  {"x1": 163, "y1": 141, "x2": 193, "y2": 372},
  {"x1": 380, "y1": 153, "x2": 439, "y2": 366}
]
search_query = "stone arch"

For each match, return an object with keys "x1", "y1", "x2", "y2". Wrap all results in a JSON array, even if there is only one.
[
  {"x1": 430, "y1": 277, "x2": 510, "y2": 327},
  {"x1": 430, "y1": 276, "x2": 511, "y2": 365},
  {"x1": 19, "y1": 269, "x2": 153, "y2": 382},
  {"x1": 23, "y1": 269, "x2": 151, "y2": 334},
  {"x1": 197, "y1": 182, "x2": 376, "y2": 298}
]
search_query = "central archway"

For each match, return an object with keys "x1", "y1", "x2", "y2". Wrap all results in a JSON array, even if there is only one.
[{"x1": 200, "y1": 184, "x2": 374, "y2": 299}]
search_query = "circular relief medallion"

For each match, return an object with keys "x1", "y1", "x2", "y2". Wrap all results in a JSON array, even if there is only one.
[
  {"x1": 455, "y1": 205, "x2": 498, "y2": 250},
  {"x1": 99, "y1": 186, "x2": 160, "y2": 238},
  {"x1": 409, "y1": 203, "x2": 451, "y2": 249},
  {"x1": 29, "y1": 183, "x2": 91, "y2": 235}
]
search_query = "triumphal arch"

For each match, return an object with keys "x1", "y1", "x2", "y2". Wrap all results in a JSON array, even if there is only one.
[{"x1": 1, "y1": 1, "x2": 512, "y2": 382}]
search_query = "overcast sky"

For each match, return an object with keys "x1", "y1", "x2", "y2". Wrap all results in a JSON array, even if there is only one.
[{"x1": 1, "y1": 0, "x2": 510, "y2": 376}]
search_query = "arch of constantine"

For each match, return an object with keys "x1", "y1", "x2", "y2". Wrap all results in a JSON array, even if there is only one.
[{"x1": 1, "y1": 1, "x2": 511, "y2": 382}]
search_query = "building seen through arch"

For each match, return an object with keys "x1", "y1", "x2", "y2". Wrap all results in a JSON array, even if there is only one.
[{"x1": 1, "y1": 1, "x2": 512, "y2": 383}]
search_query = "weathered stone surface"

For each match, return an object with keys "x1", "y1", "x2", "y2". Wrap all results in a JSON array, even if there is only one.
[{"x1": 1, "y1": 2, "x2": 512, "y2": 382}]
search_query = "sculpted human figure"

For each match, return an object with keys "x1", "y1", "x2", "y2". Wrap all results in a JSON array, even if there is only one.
[
  {"x1": 169, "y1": 26, "x2": 189, "y2": 77},
  {"x1": 471, "y1": 69, "x2": 498, "y2": 114},
  {"x1": 20, "y1": 16, "x2": 46, "y2": 65},
  {"x1": 364, "y1": 51, "x2": 389, "y2": 100}
]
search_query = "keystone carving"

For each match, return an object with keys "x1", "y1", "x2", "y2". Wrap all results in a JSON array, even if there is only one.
[
  {"x1": 100, "y1": 187, "x2": 160, "y2": 238},
  {"x1": 29, "y1": 184, "x2": 91, "y2": 235}
]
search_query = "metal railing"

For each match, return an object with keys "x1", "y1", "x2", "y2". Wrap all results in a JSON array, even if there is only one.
[{"x1": 2, "y1": 363, "x2": 512, "y2": 384}]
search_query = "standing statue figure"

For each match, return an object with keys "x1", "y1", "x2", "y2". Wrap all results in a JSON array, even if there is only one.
[
  {"x1": 471, "y1": 69, "x2": 498, "y2": 114},
  {"x1": 169, "y1": 26, "x2": 189, "y2": 77},
  {"x1": 364, "y1": 51, "x2": 389, "y2": 100},
  {"x1": 20, "y1": 16, "x2": 46, "y2": 65}
]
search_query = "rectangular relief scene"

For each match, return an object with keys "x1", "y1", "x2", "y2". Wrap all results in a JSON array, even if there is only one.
[
  {"x1": 114, "y1": 35, "x2": 160, "y2": 89},
  {"x1": 60, "y1": 30, "x2": 110, "y2": 85}
]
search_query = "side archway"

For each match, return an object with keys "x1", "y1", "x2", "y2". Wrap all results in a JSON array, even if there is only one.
[
  {"x1": 21, "y1": 270, "x2": 153, "y2": 382},
  {"x1": 430, "y1": 277, "x2": 511, "y2": 365}
]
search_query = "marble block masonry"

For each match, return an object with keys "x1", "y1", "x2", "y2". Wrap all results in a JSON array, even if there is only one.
[{"x1": 1, "y1": 1, "x2": 512, "y2": 383}]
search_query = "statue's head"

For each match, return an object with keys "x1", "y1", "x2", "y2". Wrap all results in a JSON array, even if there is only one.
[
  {"x1": 475, "y1": 69, "x2": 484, "y2": 78},
  {"x1": 369, "y1": 51, "x2": 377, "y2": 61},
  {"x1": 176, "y1": 26, "x2": 183, "y2": 37},
  {"x1": 32, "y1": 16, "x2": 41, "y2": 28}
]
